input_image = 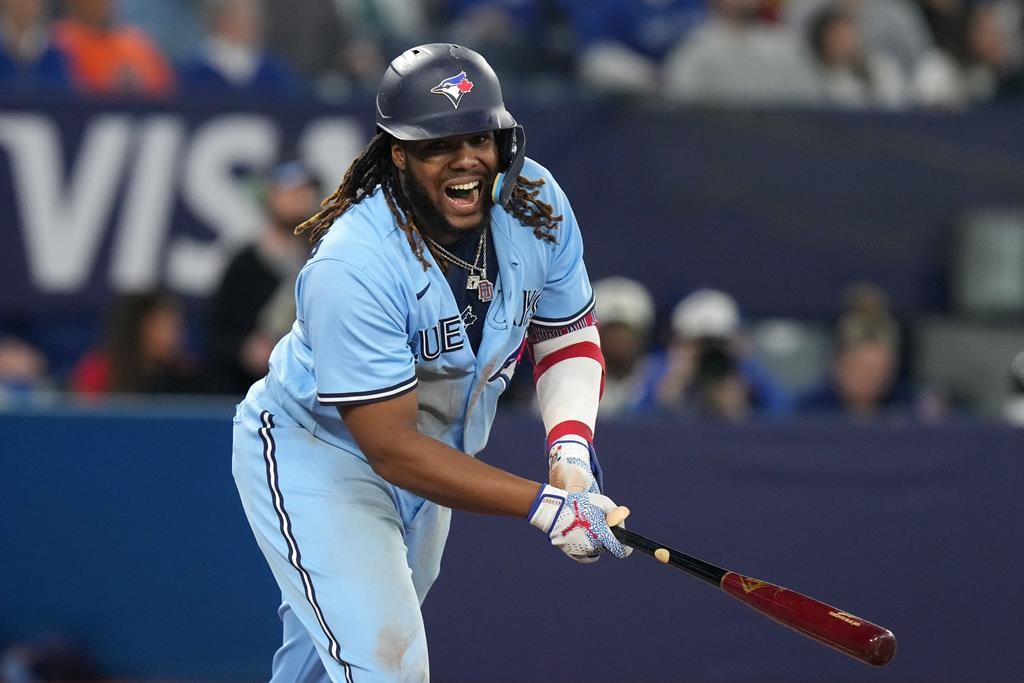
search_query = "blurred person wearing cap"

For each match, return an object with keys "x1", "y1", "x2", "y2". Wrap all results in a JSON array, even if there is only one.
[
  {"x1": 797, "y1": 283, "x2": 917, "y2": 419},
  {"x1": 637, "y1": 288, "x2": 791, "y2": 421},
  {"x1": 204, "y1": 160, "x2": 319, "y2": 394},
  {"x1": 592, "y1": 276, "x2": 656, "y2": 417}
]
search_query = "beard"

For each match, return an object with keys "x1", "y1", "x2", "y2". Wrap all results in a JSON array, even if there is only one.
[{"x1": 400, "y1": 168, "x2": 492, "y2": 241}]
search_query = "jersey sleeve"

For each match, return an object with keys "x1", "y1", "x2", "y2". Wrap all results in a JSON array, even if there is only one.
[
  {"x1": 531, "y1": 176, "x2": 595, "y2": 328},
  {"x1": 297, "y1": 257, "x2": 416, "y2": 406}
]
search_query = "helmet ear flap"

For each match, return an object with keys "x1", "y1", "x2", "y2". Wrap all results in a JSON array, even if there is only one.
[{"x1": 491, "y1": 125, "x2": 526, "y2": 208}]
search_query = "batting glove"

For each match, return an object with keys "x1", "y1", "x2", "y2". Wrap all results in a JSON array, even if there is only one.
[
  {"x1": 548, "y1": 437, "x2": 603, "y2": 494},
  {"x1": 528, "y1": 484, "x2": 631, "y2": 563}
]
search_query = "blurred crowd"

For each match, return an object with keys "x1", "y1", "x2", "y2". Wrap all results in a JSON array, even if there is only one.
[
  {"x1": 576, "y1": 277, "x2": 954, "y2": 424},
  {"x1": 0, "y1": 0, "x2": 1022, "y2": 109},
  {"x1": 0, "y1": 150, "x2": 1015, "y2": 425}
]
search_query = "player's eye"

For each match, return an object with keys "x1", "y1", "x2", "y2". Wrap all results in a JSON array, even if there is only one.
[{"x1": 419, "y1": 139, "x2": 450, "y2": 155}]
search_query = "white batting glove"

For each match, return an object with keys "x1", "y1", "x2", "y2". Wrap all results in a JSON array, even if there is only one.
[
  {"x1": 528, "y1": 484, "x2": 631, "y2": 563},
  {"x1": 548, "y1": 437, "x2": 601, "y2": 494}
]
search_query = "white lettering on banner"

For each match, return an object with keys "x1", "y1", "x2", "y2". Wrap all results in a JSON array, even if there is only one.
[
  {"x1": 0, "y1": 114, "x2": 132, "y2": 291},
  {"x1": 111, "y1": 116, "x2": 184, "y2": 291},
  {"x1": 171, "y1": 115, "x2": 279, "y2": 294},
  {"x1": 0, "y1": 110, "x2": 367, "y2": 301},
  {"x1": 298, "y1": 118, "x2": 363, "y2": 192}
]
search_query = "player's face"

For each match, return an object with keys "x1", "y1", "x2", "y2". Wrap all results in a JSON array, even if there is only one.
[{"x1": 393, "y1": 132, "x2": 498, "y2": 240}]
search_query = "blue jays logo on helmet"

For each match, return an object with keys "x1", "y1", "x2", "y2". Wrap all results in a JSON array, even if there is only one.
[{"x1": 430, "y1": 71, "x2": 474, "y2": 109}]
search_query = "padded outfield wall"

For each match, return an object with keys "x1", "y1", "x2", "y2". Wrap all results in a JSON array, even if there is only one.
[{"x1": 2, "y1": 403, "x2": 1022, "y2": 682}]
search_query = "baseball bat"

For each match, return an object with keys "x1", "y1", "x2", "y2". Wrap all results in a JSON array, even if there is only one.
[{"x1": 611, "y1": 525, "x2": 897, "y2": 666}]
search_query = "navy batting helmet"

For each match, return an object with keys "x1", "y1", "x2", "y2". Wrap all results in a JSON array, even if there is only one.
[{"x1": 376, "y1": 43, "x2": 526, "y2": 207}]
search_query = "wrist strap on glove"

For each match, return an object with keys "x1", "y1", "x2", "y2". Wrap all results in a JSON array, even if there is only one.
[
  {"x1": 527, "y1": 484, "x2": 566, "y2": 534},
  {"x1": 547, "y1": 436, "x2": 604, "y2": 492}
]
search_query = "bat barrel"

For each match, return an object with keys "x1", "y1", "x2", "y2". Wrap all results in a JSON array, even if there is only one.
[
  {"x1": 719, "y1": 572, "x2": 897, "y2": 666},
  {"x1": 612, "y1": 526, "x2": 897, "y2": 667}
]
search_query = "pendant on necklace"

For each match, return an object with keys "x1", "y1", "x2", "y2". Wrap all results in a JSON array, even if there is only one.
[
  {"x1": 466, "y1": 275, "x2": 480, "y2": 290},
  {"x1": 477, "y1": 279, "x2": 494, "y2": 302}
]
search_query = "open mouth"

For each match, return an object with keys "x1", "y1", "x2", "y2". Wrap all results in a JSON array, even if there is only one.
[{"x1": 444, "y1": 180, "x2": 481, "y2": 207}]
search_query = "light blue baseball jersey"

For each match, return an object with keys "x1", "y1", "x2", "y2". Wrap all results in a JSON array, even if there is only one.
[
  {"x1": 234, "y1": 157, "x2": 596, "y2": 680},
  {"x1": 263, "y1": 156, "x2": 594, "y2": 471}
]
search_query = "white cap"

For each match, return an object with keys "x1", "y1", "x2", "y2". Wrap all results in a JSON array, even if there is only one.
[
  {"x1": 671, "y1": 289, "x2": 740, "y2": 339},
  {"x1": 592, "y1": 276, "x2": 655, "y2": 334}
]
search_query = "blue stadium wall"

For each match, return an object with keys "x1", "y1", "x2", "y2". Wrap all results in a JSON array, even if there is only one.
[
  {"x1": 1, "y1": 96, "x2": 1023, "y2": 326},
  {"x1": 2, "y1": 403, "x2": 1022, "y2": 682}
]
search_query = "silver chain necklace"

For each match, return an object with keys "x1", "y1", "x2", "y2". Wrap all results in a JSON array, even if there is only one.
[{"x1": 424, "y1": 230, "x2": 494, "y2": 302}]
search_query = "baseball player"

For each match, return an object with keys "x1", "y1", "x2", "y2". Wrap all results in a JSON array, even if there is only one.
[{"x1": 232, "y1": 43, "x2": 630, "y2": 682}]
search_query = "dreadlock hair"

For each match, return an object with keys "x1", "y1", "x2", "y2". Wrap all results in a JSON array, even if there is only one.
[{"x1": 295, "y1": 132, "x2": 562, "y2": 270}]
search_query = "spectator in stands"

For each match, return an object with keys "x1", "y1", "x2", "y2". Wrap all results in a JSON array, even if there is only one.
[
  {"x1": 0, "y1": 334, "x2": 51, "y2": 403},
  {"x1": 807, "y1": 3, "x2": 909, "y2": 108},
  {"x1": 53, "y1": 0, "x2": 175, "y2": 96},
  {"x1": 325, "y1": 0, "x2": 433, "y2": 93},
  {"x1": 912, "y1": 0, "x2": 1023, "y2": 107},
  {"x1": 1002, "y1": 349, "x2": 1024, "y2": 425},
  {"x1": 787, "y1": 0, "x2": 934, "y2": 75},
  {"x1": 264, "y1": 0, "x2": 438, "y2": 99},
  {"x1": 592, "y1": 276, "x2": 656, "y2": 418},
  {"x1": 0, "y1": 0, "x2": 73, "y2": 90},
  {"x1": 559, "y1": 0, "x2": 706, "y2": 97},
  {"x1": 179, "y1": 0, "x2": 306, "y2": 97},
  {"x1": 443, "y1": 0, "x2": 567, "y2": 87},
  {"x1": 70, "y1": 290, "x2": 199, "y2": 395},
  {"x1": 117, "y1": 0, "x2": 202, "y2": 64},
  {"x1": 994, "y1": 7, "x2": 1024, "y2": 101},
  {"x1": 797, "y1": 283, "x2": 912, "y2": 419},
  {"x1": 333, "y1": 0, "x2": 433, "y2": 50},
  {"x1": 915, "y1": 0, "x2": 971, "y2": 56},
  {"x1": 205, "y1": 160, "x2": 318, "y2": 395},
  {"x1": 262, "y1": 0, "x2": 351, "y2": 97},
  {"x1": 637, "y1": 289, "x2": 791, "y2": 421},
  {"x1": 663, "y1": 0, "x2": 820, "y2": 106}
]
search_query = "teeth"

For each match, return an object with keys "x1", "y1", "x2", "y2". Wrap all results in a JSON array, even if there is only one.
[{"x1": 450, "y1": 181, "x2": 480, "y2": 190}]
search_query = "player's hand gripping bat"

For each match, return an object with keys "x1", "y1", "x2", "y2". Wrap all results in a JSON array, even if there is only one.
[{"x1": 606, "y1": 512, "x2": 896, "y2": 667}]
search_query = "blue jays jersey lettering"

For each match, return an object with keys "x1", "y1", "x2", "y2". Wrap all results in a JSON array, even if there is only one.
[{"x1": 514, "y1": 289, "x2": 541, "y2": 327}]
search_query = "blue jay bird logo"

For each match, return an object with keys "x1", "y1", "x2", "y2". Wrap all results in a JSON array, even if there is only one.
[{"x1": 430, "y1": 71, "x2": 474, "y2": 108}]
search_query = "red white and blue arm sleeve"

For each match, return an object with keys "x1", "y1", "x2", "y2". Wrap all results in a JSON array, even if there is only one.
[
  {"x1": 529, "y1": 310, "x2": 606, "y2": 491},
  {"x1": 527, "y1": 165, "x2": 606, "y2": 490},
  {"x1": 530, "y1": 310, "x2": 604, "y2": 444}
]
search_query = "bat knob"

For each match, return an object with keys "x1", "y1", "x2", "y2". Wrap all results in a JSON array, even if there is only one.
[{"x1": 606, "y1": 506, "x2": 630, "y2": 528}]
